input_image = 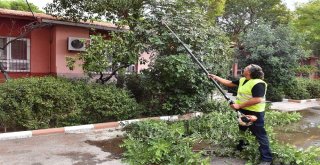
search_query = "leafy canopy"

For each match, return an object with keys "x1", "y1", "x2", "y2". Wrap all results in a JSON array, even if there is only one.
[
  {"x1": 218, "y1": 0, "x2": 292, "y2": 42},
  {"x1": 49, "y1": 0, "x2": 233, "y2": 113},
  {"x1": 0, "y1": 0, "x2": 42, "y2": 13},
  {"x1": 293, "y1": 0, "x2": 320, "y2": 56},
  {"x1": 238, "y1": 23, "x2": 310, "y2": 101},
  {"x1": 49, "y1": 0, "x2": 233, "y2": 82}
]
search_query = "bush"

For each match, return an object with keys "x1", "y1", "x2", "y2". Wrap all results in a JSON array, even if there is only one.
[
  {"x1": 121, "y1": 120, "x2": 210, "y2": 165},
  {"x1": 198, "y1": 100, "x2": 231, "y2": 113},
  {"x1": 0, "y1": 77, "x2": 144, "y2": 131},
  {"x1": 0, "y1": 77, "x2": 82, "y2": 130},
  {"x1": 124, "y1": 73, "x2": 146, "y2": 103},
  {"x1": 284, "y1": 78, "x2": 320, "y2": 100},
  {"x1": 140, "y1": 55, "x2": 212, "y2": 116},
  {"x1": 306, "y1": 79, "x2": 320, "y2": 98},
  {"x1": 267, "y1": 86, "x2": 285, "y2": 102},
  {"x1": 82, "y1": 84, "x2": 143, "y2": 123}
]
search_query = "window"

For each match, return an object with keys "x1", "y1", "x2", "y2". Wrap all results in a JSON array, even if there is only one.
[
  {"x1": 126, "y1": 65, "x2": 135, "y2": 73},
  {"x1": 0, "y1": 37, "x2": 30, "y2": 72},
  {"x1": 104, "y1": 64, "x2": 136, "y2": 74}
]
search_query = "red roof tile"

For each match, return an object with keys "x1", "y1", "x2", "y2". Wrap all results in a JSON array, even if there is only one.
[{"x1": 0, "y1": 8, "x2": 120, "y2": 30}]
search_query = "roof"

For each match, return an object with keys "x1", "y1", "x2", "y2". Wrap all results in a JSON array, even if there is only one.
[{"x1": 0, "y1": 8, "x2": 124, "y2": 31}]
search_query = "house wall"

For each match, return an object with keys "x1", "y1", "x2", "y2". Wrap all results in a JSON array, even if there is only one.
[
  {"x1": 0, "y1": 18, "x2": 32, "y2": 81},
  {"x1": 30, "y1": 27, "x2": 51, "y2": 75},
  {"x1": 52, "y1": 25, "x2": 89, "y2": 78},
  {"x1": 137, "y1": 52, "x2": 151, "y2": 73},
  {"x1": 0, "y1": 16, "x2": 148, "y2": 81},
  {"x1": 0, "y1": 18, "x2": 31, "y2": 37}
]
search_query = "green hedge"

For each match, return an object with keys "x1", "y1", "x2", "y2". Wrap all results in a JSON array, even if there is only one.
[
  {"x1": 82, "y1": 84, "x2": 143, "y2": 123},
  {"x1": 0, "y1": 77, "x2": 81, "y2": 130},
  {"x1": 0, "y1": 77, "x2": 142, "y2": 131},
  {"x1": 284, "y1": 78, "x2": 320, "y2": 100}
]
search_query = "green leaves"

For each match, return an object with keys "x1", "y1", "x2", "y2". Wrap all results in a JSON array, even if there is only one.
[
  {"x1": 0, "y1": 77, "x2": 143, "y2": 130},
  {"x1": 294, "y1": 0, "x2": 320, "y2": 56},
  {"x1": 239, "y1": 23, "x2": 310, "y2": 101},
  {"x1": 122, "y1": 120, "x2": 209, "y2": 165},
  {"x1": 121, "y1": 100, "x2": 320, "y2": 165},
  {"x1": 0, "y1": 0, "x2": 43, "y2": 13},
  {"x1": 218, "y1": 0, "x2": 291, "y2": 40},
  {"x1": 0, "y1": 77, "x2": 81, "y2": 129}
]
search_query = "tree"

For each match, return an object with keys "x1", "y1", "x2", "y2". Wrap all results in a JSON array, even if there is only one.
[
  {"x1": 137, "y1": 2, "x2": 233, "y2": 115},
  {"x1": 217, "y1": 0, "x2": 292, "y2": 43},
  {"x1": 238, "y1": 23, "x2": 310, "y2": 101},
  {"x1": 47, "y1": 0, "x2": 233, "y2": 114},
  {"x1": 67, "y1": 32, "x2": 143, "y2": 84},
  {"x1": 47, "y1": 0, "x2": 232, "y2": 83},
  {"x1": 294, "y1": 0, "x2": 320, "y2": 56},
  {"x1": 0, "y1": 0, "x2": 43, "y2": 13}
]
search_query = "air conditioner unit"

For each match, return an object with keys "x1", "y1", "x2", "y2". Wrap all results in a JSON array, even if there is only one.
[{"x1": 68, "y1": 37, "x2": 89, "y2": 51}]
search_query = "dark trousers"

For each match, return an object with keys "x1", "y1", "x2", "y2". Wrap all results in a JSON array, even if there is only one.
[{"x1": 237, "y1": 124, "x2": 273, "y2": 162}]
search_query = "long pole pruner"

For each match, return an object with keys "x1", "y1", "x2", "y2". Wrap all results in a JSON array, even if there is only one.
[
  {"x1": 161, "y1": 20, "x2": 234, "y2": 105},
  {"x1": 162, "y1": 20, "x2": 259, "y2": 126}
]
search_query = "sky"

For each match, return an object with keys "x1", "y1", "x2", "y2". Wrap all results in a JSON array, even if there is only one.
[
  {"x1": 282, "y1": 0, "x2": 310, "y2": 10},
  {"x1": 27, "y1": 0, "x2": 53, "y2": 10},
  {"x1": 25, "y1": 0, "x2": 310, "y2": 11}
]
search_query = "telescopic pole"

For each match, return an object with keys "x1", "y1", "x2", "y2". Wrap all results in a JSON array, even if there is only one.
[{"x1": 162, "y1": 21, "x2": 234, "y2": 105}]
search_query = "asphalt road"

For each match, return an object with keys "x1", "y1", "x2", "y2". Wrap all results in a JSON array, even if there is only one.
[{"x1": 0, "y1": 128, "x2": 125, "y2": 165}]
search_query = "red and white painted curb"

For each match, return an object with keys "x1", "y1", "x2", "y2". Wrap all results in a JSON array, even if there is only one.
[
  {"x1": 283, "y1": 98, "x2": 320, "y2": 103},
  {"x1": 0, "y1": 112, "x2": 203, "y2": 141}
]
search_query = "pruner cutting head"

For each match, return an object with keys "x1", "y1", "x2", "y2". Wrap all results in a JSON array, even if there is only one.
[{"x1": 237, "y1": 111, "x2": 257, "y2": 126}]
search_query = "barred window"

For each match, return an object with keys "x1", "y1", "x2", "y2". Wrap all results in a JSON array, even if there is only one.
[{"x1": 0, "y1": 37, "x2": 30, "y2": 72}]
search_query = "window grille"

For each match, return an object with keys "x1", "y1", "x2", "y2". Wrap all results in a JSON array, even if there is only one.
[{"x1": 0, "y1": 37, "x2": 30, "y2": 72}]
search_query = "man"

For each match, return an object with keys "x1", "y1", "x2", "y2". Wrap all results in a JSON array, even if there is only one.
[{"x1": 208, "y1": 64, "x2": 273, "y2": 165}]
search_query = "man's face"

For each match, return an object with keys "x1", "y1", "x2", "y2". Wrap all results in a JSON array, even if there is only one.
[{"x1": 243, "y1": 65, "x2": 251, "y2": 78}]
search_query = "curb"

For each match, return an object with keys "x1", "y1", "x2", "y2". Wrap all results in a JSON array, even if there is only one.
[
  {"x1": 283, "y1": 98, "x2": 320, "y2": 103},
  {"x1": 0, "y1": 112, "x2": 203, "y2": 141}
]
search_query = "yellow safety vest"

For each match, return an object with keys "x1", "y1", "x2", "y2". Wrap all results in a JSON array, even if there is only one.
[{"x1": 235, "y1": 77, "x2": 267, "y2": 112}]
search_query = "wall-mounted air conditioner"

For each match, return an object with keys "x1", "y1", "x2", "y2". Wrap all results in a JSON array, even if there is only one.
[{"x1": 68, "y1": 37, "x2": 89, "y2": 51}]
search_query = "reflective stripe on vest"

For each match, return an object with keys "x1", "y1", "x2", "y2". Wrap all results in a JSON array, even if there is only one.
[{"x1": 235, "y1": 77, "x2": 267, "y2": 112}]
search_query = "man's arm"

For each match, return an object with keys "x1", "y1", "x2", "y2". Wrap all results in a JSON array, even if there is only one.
[
  {"x1": 230, "y1": 97, "x2": 264, "y2": 110},
  {"x1": 208, "y1": 74, "x2": 237, "y2": 88},
  {"x1": 231, "y1": 83, "x2": 266, "y2": 110}
]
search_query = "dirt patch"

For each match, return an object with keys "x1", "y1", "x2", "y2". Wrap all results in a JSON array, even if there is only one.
[{"x1": 85, "y1": 137, "x2": 125, "y2": 159}]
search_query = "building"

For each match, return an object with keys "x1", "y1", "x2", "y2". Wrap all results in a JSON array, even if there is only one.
[{"x1": 0, "y1": 8, "x2": 149, "y2": 82}]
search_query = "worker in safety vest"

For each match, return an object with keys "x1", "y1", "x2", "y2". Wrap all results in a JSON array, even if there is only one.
[{"x1": 208, "y1": 64, "x2": 272, "y2": 165}]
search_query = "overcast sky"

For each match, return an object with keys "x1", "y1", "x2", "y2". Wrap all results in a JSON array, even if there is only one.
[
  {"x1": 26, "y1": 0, "x2": 310, "y2": 11},
  {"x1": 27, "y1": 0, "x2": 52, "y2": 10},
  {"x1": 282, "y1": 0, "x2": 310, "y2": 10}
]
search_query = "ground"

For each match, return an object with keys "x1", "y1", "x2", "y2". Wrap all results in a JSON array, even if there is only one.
[{"x1": 0, "y1": 101, "x2": 319, "y2": 165}]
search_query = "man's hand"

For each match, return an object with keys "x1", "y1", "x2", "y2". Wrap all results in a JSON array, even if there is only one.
[
  {"x1": 208, "y1": 74, "x2": 217, "y2": 80},
  {"x1": 230, "y1": 103, "x2": 241, "y2": 110}
]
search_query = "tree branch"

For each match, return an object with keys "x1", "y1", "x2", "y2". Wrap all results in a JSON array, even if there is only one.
[{"x1": 101, "y1": 64, "x2": 130, "y2": 84}]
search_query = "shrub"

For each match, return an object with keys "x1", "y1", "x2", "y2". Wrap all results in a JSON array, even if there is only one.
[
  {"x1": 0, "y1": 77, "x2": 144, "y2": 131},
  {"x1": 267, "y1": 85, "x2": 285, "y2": 102},
  {"x1": 140, "y1": 55, "x2": 212, "y2": 116},
  {"x1": 121, "y1": 120, "x2": 210, "y2": 165},
  {"x1": 124, "y1": 73, "x2": 146, "y2": 103},
  {"x1": 306, "y1": 79, "x2": 320, "y2": 98},
  {"x1": 82, "y1": 84, "x2": 142, "y2": 123},
  {"x1": 198, "y1": 100, "x2": 231, "y2": 113},
  {"x1": 0, "y1": 77, "x2": 82, "y2": 130},
  {"x1": 284, "y1": 78, "x2": 320, "y2": 100}
]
